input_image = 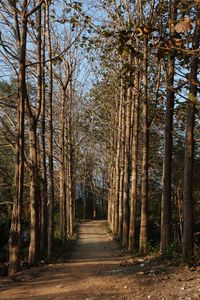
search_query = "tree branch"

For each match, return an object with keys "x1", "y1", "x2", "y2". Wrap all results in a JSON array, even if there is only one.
[
  {"x1": 26, "y1": 0, "x2": 45, "y2": 18},
  {"x1": 26, "y1": 24, "x2": 85, "y2": 67}
]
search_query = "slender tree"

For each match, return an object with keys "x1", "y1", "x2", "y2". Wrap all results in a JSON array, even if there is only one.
[
  {"x1": 40, "y1": 5, "x2": 48, "y2": 255},
  {"x1": 46, "y1": 0, "x2": 55, "y2": 259},
  {"x1": 139, "y1": 35, "x2": 149, "y2": 255},
  {"x1": 129, "y1": 64, "x2": 140, "y2": 252},
  {"x1": 161, "y1": 0, "x2": 177, "y2": 255},
  {"x1": 183, "y1": 6, "x2": 200, "y2": 259},
  {"x1": 8, "y1": 0, "x2": 45, "y2": 275}
]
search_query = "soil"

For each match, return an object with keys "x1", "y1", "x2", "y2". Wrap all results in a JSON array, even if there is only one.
[{"x1": 0, "y1": 220, "x2": 200, "y2": 300}]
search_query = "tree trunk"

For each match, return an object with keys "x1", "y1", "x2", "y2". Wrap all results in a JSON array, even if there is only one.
[
  {"x1": 108, "y1": 163, "x2": 114, "y2": 227},
  {"x1": 60, "y1": 88, "x2": 67, "y2": 245},
  {"x1": 129, "y1": 69, "x2": 139, "y2": 252},
  {"x1": 161, "y1": 0, "x2": 176, "y2": 255},
  {"x1": 28, "y1": 3, "x2": 42, "y2": 265},
  {"x1": 46, "y1": 1, "x2": 54, "y2": 259},
  {"x1": 9, "y1": 9, "x2": 27, "y2": 275},
  {"x1": 28, "y1": 119, "x2": 39, "y2": 265},
  {"x1": 122, "y1": 83, "x2": 132, "y2": 247},
  {"x1": 118, "y1": 85, "x2": 125, "y2": 240},
  {"x1": 40, "y1": 6, "x2": 48, "y2": 255},
  {"x1": 67, "y1": 77, "x2": 74, "y2": 237},
  {"x1": 9, "y1": 88, "x2": 25, "y2": 274},
  {"x1": 139, "y1": 38, "x2": 149, "y2": 255},
  {"x1": 110, "y1": 158, "x2": 115, "y2": 231},
  {"x1": 183, "y1": 9, "x2": 200, "y2": 259},
  {"x1": 113, "y1": 82, "x2": 123, "y2": 234}
]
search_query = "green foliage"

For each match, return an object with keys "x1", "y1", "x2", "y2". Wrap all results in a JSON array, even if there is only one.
[
  {"x1": 148, "y1": 241, "x2": 160, "y2": 255},
  {"x1": 165, "y1": 243, "x2": 184, "y2": 264}
]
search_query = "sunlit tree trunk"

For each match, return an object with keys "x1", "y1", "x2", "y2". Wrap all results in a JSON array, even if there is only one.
[
  {"x1": 28, "y1": 118, "x2": 39, "y2": 265},
  {"x1": 129, "y1": 68, "x2": 139, "y2": 252},
  {"x1": 122, "y1": 80, "x2": 132, "y2": 247},
  {"x1": 108, "y1": 163, "x2": 114, "y2": 227},
  {"x1": 46, "y1": 1, "x2": 54, "y2": 259},
  {"x1": 118, "y1": 84, "x2": 125, "y2": 240},
  {"x1": 161, "y1": 0, "x2": 176, "y2": 255},
  {"x1": 40, "y1": 6, "x2": 48, "y2": 255},
  {"x1": 60, "y1": 88, "x2": 67, "y2": 244},
  {"x1": 139, "y1": 38, "x2": 149, "y2": 255},
  {"x1": 183, "y1": 9, "x2": 200, "y2": 259},
  {"x1": 28, "y1": 3, "x2": 43, "y2": 265},
  {"x1": 113, "y1": 82, "x2": 123, "y2": 235},
  {"x1": 67, "y1": 77, "x2": 74, "y2": 237}
]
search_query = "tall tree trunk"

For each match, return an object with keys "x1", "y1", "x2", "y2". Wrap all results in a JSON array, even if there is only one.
[
  {"x1": 60, "y1": 88, "x2": 67, "y2": 245},
  {"x1": 183, "y1": 8, "x2": 200, "y2": 259},
  {"x1": 67, "y1": 77, "x2": 74, "y2": 237},
  {"x1": 9, "y1": 7, "x2": 27, "y2": 275},
  {"x1": 129, "y1": 68, "x2": 139, "y2": 252},
  {"x1": 9, "y1": 86, "x2": 25, "y2": 275},
  {"x1": 28, "y1": 119, "x2": 39, "y2": 265},
  {"x1": 46, "y1": 1, "x2": 54, "y2": 259},
  {"x1": 109, "y1": 132, "x2": 116, "y2": 231},
  {"x1": 108, "y1": 163, "x2": 114, "y2": 227},
  {"x1": 28, "y1": 3, "x2": 42, "y2": 265},
  {"x1": 113, "y1": 82, "x2": 123, "y2": 235},
  {"x1": 118, "y1": 84, "x2": 125, "y2": 240},
  {"x1": 122, "y1": 82, "x2": 132, "y2": 247},
  {"x1": 40, "y1": 6, "x2": 48, "y2": 255},
  {"x1": 161, "y1": 0, "x2": 176, "y2": 255},
  {"x1": 139, "y1": 38, "x2": 149, "y2": 255}
]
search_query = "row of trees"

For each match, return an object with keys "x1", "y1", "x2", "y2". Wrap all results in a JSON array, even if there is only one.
[
  {"x1": 0, "y1": 0, "x2": 199, "y2": 276},
  {"x1": 0, "y1": 0, "x2": 108, "y2": 275},
  {"x1": 0, "y1": 0, "x2": 75, "y2": 275},
  {"x1": 104, "y1": 0, "x2": 199, "y2": 258},
  {"x1": 78, "y1": 0, "x2": 199, "y2": 259}
]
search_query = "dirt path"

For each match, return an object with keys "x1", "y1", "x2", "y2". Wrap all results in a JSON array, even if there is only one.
[{"x1": 0, "y1": 220, "x2": 200, "y2": 300}]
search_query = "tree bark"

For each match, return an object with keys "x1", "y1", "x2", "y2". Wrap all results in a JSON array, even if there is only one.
[
  {"x1": 28, "y1": 3, "x2": 42, "y2": 265},
  {"x1": 108, "y1": 163, "x2": 114, "y2": 228},
  {"x1": 46, "y1": 1, "x2": 54, "y2": 259},
  {"x1": 28, "y1": 119, "x2": 39, "y2": 265},
  {"x1": 118, "y1": 84, "x2": 125, "y2": 240},
  {"x1": 9, "y1": 5, "x2": 27, "y2": 275},
  {"x1": 122, "y1": 82, "x2": 132, "y2": 247},
  {"x1": 67, "y1": 77, "x2": 74, "y2": 237},
  {"x1": 60, "y1": 88, "x2": 67, "y2": 245},
  {"x1": 183, "y1": 7, "x2": 200, "y2": 259},
  {"x1": 40, "y1": 6, "x2": 48, "y2": 255},
  {"x1": 161, "y1": 0, "x2": 176, "y2": 255},
  {"x1": 139, "y1": 38, "x2": 149, "y2": 255},
  {"x1": 129, "y1": 69, "x2": 139, "y2": 252},
  {"x1": 113, "y1": 82, "x2": 123, "y2": 235}
]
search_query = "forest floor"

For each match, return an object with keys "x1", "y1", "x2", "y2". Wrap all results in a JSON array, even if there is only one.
[{"x1": 0, "y1": 220, "x2": 200, "y2": 300}]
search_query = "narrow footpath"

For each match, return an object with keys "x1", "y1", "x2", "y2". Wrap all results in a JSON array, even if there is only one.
[{"x1": 0, "y1": 220, "x2": 200, "y2": 300}]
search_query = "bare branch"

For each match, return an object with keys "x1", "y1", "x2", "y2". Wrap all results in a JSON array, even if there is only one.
[
  {"x1": 26, "y1": 26, "x2": 84, "y2": 67},
  {"x1": 26, "y1": 0, "x2": 45, "y2": 18}
]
